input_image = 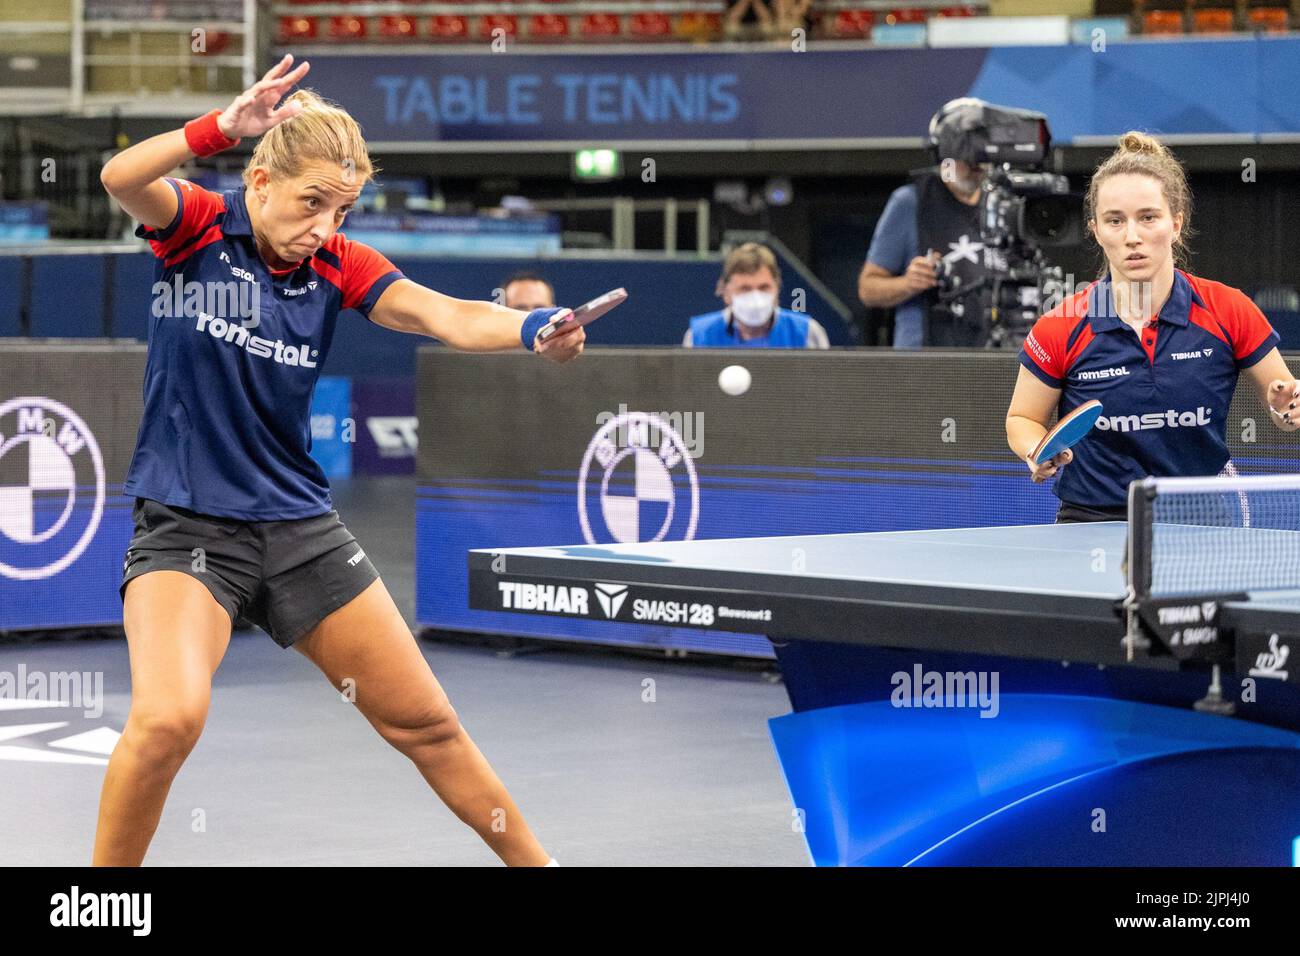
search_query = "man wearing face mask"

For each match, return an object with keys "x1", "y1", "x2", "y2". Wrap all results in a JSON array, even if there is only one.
[
  {"x1": 859, "y1": 98, "x2": 991, "y2": 348},
  {"x1": 683, "y1": 242, "x2": 830, "y2": 348}
]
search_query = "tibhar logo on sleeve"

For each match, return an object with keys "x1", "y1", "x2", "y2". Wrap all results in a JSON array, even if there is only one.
[{"x1": 0, "y1": 398, "x2": 105, "y2": 582}]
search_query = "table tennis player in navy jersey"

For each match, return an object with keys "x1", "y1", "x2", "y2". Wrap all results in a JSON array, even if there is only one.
[
  {"x1": 1007, "y1": 131, "x2": 1300, "y2": 523},
  {"x1": 95, "y1": 56, "x2": 579, "y2": 866}
]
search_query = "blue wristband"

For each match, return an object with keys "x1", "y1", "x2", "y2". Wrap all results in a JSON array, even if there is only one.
[{"x1": 521, "y1": 307, "x2": 565, "y2": 351}]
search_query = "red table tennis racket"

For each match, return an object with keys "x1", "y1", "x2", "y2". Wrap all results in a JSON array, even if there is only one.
[
  {"x1": 535, "y1": 287, "x2": 628, "y2": 344},
  {"x1": 1031, "y1": 400, "x2": 1103, "y2": 465}
]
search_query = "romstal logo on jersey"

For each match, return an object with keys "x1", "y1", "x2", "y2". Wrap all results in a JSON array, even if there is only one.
[
  {"x1": 0, "y1": 397, "x2": 105, "y2": 580},
  {"x1": 577, "y1": 411, "x2": 699, "y2": 545}
]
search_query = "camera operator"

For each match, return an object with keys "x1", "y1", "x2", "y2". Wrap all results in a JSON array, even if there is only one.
[{"x1": 859, "y1": 98, "x2": 989, "y2": 348}]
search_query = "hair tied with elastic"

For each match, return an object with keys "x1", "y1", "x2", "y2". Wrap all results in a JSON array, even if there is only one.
[
  {"x1": 1118, "y1": 131, "x2": 1166, "y2": 157},
  {"x1": 242, "y1": 88, "x2": 378, "y2": 190}
]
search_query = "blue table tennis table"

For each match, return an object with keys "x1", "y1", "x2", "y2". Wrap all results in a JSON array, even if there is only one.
[{"x1": 468, "y1": 521, "x2": 1300, "y2": 866}]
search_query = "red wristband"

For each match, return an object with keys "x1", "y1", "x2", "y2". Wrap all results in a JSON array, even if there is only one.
[{"x1": 184, "y1": 109, "x2": 240, "y2": 158}]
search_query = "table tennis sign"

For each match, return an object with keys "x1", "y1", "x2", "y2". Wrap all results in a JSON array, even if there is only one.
[{"x1": 1031, "y1": 400, "x2": 1103, "y2": 465}]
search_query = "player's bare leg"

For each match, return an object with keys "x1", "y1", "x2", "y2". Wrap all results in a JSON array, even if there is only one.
[
  {"x1": 93, "y1": 571, "x2": 233, "y2": 865},
  {"x1": 294, "y1": 578, "x2": 551, "y2": 866}
]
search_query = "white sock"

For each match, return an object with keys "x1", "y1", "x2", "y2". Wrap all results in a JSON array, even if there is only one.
[{"x1": 545, "y1": 857, "x2": 559, "y2": 867}]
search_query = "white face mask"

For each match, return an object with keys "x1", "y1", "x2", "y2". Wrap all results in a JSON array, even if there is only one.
[{"x1": 730, "y1": 290, "x2": 776, "y2": 328}]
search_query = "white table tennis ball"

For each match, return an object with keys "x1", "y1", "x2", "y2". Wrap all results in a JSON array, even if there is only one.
[{"x1": 718, "y1": 364, "x2": 752, "y2": 396}]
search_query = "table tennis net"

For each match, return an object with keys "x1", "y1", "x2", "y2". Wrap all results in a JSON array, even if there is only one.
[{"x1": 1136, "y1": 474, "x2": 1300, "y2": 598}]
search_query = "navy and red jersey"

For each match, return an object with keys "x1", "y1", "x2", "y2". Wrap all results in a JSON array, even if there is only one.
[
  {"x1": 123, "y1": 178, "x2": 405, "y2": 520},
  {"x1": 1019, "y1": 270, "x2": 1278, "y2": 508}
]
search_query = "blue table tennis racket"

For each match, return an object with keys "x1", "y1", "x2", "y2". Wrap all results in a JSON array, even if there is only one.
[{"x1": 1031, "y1": 400, "x2": 1103, "y2": 465}]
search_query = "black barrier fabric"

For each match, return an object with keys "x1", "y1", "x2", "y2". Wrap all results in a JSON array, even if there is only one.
[
  {"x1": 0, "y1": 343, "x2": 145, "y2": 631},
  {"x1": 420, "y1": 350, "x2": 1300, "y2": 479}
]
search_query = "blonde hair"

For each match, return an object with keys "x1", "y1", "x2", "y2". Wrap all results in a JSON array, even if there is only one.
[
  {"x1": 242, "y1": 89, "x2": 378, "y2": 190},
  {"x1": 1086, "y1": 130, "x2": 1194, "y2": 273},
  {"x1": 717, "y1": 242, "x2": 781, "y2": 294}
]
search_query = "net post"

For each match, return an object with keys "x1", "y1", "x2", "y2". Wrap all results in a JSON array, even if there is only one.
[
  {"x1": 1122, "y1": 477, "x2": 1156, "y2": 660},
  {"x1": 1128, "y1": 477, "x2": 1155, "y2": 601}
]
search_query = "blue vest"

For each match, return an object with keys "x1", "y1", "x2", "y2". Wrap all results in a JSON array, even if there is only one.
[{"x1": 689, "y1": 308, "x2": 811, "y2": 348}]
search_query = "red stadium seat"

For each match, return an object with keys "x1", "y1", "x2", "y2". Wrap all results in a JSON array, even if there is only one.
[
  {"x1": 936, "y1": 6, "x2": 978, "y2": 16},
  {"x1": 527, "y1": 14, "x2": 571, "y2": 41},
  {"x1": 1190, "y1": 8, "x2": 1234, "y2": 32},
  {"x1": 579, "y1": 13, "x2": 622, "y2": 39},
  {"x1": 195, "y1": 30, "x2": 231, "y2": 55},
  {"x1": 675, "y1": 11, "x2": 723, "y2": 40},
  {"x1": 277, "y1": 16, "x2": 318, "y2": 42},
  {"x1": 885, "y1": 8, "x2": 929, "y2": 25},
  {"x1": 1245, "y1": 6, "x2": 1289, "y2": 31},
  {"x1": 1142, "y1": 9, "x2": 1185, "y2": 33},
  {"x1": 829, "y1": 10, "x2": 874, "y2": 38},
  {"x1": 629, "y1": 12, "x2": 674, "y2": 40},
  {"x1": 327, "y1": 15, "x2": 367, "y2": 40},
  {"x1": 428, "y1": 14, "x2": 470, "y2": 41},
  {"x1": 479, "y1": 13, "x2": 520, "y2": 41},
  {"x1": 378, "y1": 15, "x2": 418, "y2": 40}
]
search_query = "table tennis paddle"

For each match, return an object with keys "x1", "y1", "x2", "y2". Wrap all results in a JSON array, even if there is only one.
[
  {"x1": 1031, "y1": 400, "x2": 1103, "y2": 465},
  {"x1": 535, "y1": 287, "x2": 628, "y2": 344}
]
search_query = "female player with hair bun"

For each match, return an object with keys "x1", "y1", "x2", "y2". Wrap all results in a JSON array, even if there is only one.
[
  {"x1": 96, "y1": 56, "x2": 578, "y2": 865},
  {"x1": 1007, "y1": 130, "x2": 1299, "y2": 523}
]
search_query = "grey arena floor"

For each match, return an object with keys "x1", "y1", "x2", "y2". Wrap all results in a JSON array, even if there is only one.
[{"x1": 0, "y1": 477, "x2": 809, "y2": 866}]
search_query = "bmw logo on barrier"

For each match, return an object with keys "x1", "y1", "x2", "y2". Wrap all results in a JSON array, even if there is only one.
[
  {"x1": 0, "y1": 397, "x2": 106, "y2": 581},
  {"x1": 578, "y1": 411, "x2": 699, "y2": 545}
]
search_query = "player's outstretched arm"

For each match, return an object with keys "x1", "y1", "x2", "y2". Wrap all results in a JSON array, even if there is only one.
[{"x1": 369, "y1": 278, "x2": 585, "y2": 363}]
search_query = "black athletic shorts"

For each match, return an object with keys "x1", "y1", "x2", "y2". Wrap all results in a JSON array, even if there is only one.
[
  {"x1": 1055, "y1": 500, "x2": 1129, "y2": 523},
  {"x1": 119, "y1": 497, "x2": 380, "y2": 648}
]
